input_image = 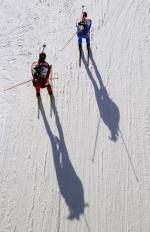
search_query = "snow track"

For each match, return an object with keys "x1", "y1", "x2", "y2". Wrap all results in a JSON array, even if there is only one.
[{"x1": 0, "y1": 0, "x2": 150, "y2": 231}]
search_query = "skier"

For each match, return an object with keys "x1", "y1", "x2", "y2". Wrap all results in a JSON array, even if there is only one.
[
  {"x1": 76, "y1": 11, "x2": 92, "y2": 51},
  {"x1": 31, "y1": 52, "x2": 53, "y2": 97}
]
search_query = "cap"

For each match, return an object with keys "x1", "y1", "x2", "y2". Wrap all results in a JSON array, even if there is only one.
[
  {"x1": 39, "y1": 52, "x2": 46, "y2": 63},
  {"x1": 39, "y1": 52, "x2": 46, "y2": 59},
  {"x1": 83, "y1": 12, "x2": 87, "y2": 18}
]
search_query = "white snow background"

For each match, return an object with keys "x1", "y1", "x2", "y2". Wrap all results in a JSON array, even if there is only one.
[{"x1": 0, "y1": 0, "x2": 150, "y2": 231}]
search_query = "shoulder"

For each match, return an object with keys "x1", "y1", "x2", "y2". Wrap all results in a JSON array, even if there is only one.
[
  {"x1": 32, "y1": 61, "x2": 38, "y2": 65},
  {"x1": 86, "y1": 18, "x2": 92, "y2": 23},
  {"x1": 43, "y1": 61, "x2": 50, "y2": 67},
  {"x1": 43, "y1": 62, "x2": 52, "y2": 70},
  {"x1": 31, "y1": 61, "x2": 38, "y2": 68},
  {"x1": 76, "y1": 18, "x2": 81, "y2": 24}
]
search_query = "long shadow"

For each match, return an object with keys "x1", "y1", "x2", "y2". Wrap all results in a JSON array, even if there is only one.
[
  {"x1": 82, "y1": 51, "x2": 120, "y2": 142},
  {"x1": 40, "y1": 99, "x2": 86, "y2": 220}
]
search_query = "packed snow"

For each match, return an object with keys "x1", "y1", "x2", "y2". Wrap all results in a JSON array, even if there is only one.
[{"x1": 0, "y1": 0, "x2": 150, "y2": 231}]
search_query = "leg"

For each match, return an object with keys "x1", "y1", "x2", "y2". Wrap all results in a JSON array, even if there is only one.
[
  {"x1": 86, "y1": 36, "x2": 90, "y2": 48},
  {"x1": 47, "y1": 83, "x2": 53, "y2": 96},
  {"x1": 78, "y1": 37, "x2": 82, "y2": 51},
  {"x1": 35, "y1": 84, "x2": 41, "y2": 97},
  {"x1": 86, "y1": 35, "x2": 90, "y2": 66}
]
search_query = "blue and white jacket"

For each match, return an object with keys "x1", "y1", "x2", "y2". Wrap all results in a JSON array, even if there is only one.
[{"x1": 76, "y1": 18, "x2": 92, "y2": 37}]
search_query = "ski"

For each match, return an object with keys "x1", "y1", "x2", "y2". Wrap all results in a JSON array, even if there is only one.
[
  {"x1": 49, "y1": 95, "x2": 53, "y2": 117},
  {"x1": 37, "y1": 94, "x2": 53, "y2": 118},
  {"x1": 87, "y1": 47, "x2": 90, "y2": 66},
  {"x1": 79, "y1": 46, "x2": 90, "y2": 67},
  {"x1": 86, "y1": 45, "x2": 91, "y2": 66},
  {"x1": 79, "y1": 49, "x2": 82, "y2": 67},
  {"x1": 37, "y1": 95, "x2": 41, "y2": 119}
]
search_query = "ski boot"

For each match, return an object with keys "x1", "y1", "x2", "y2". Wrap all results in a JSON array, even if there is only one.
[
  {"x1": 79, "y1": 44, "x2": 82, "y2": 66},
  {"x1": 36, "y1": 92, "x2": 40, "y2": 97},
  {"x1": 79, "y1": 44, "x2": 82, "y2": 53},
  {"x1": 48, "y1": 90, "x2": 53, "y2": 97},
  {"x1": 87, "y1": 44, "x2": 90, "y2": 54}
]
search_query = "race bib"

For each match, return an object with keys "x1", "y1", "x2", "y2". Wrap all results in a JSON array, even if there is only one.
[
  {"x1": 79, "y1": 25, "x2": 84, "y2": 32},
  {"x1": 39, "y1": 66, "x2": 48, "y2": 78}
]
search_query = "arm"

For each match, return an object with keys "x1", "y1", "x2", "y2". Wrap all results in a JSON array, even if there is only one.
[
  {"x1": 31, "y1": 62, "x2": 39, "y2": 86},
  {"x1": 31, "y1": 62, "x2": 40, "y2": 78},
  {"x1": 87, "y1": 19, "x2": 92, "y2": 33},
  {"x1": 46, "y1": 64, "x2": 52, "y2": 79}
]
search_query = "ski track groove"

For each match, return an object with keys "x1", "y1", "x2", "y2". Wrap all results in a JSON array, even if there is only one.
[{"x1": 28, "y1": 167, "x2": 37, "y2": 232}]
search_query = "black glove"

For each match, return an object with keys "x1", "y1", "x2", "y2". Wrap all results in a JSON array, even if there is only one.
[{"x1": 78, "y1": 22, "x2": 84, "y2": 26}]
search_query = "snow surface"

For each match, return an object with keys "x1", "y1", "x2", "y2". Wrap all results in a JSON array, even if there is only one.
[{"x1": 0, "y1": 0, "x2": 150, "y2": 231}]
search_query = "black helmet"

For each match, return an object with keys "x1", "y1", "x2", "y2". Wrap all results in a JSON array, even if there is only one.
[
  {"x1": 39, "y1": 52, "x2": 46, "y2": 59},
  {"x1": 39, "y1": 52, "x2": 46, "y2": 62},
  {"x1": 83, "y1": 12, "x2": 87, "y2": 18}
]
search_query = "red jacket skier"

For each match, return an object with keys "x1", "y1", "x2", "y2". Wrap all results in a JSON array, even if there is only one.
[{"x1": 31, "y1": 52, "x2": 53, "y2": 97}]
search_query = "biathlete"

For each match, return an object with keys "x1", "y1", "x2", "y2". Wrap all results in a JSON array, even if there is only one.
[
  {"x1": 31, "y1": 52, "x2": 53, "y2": 97},
  {"x1": 76, "y1": 12, "x2": 92, "y2": 51}
]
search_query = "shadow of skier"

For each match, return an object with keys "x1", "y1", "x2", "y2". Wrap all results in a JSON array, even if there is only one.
[
  {"x1": 82, "y1": 50, "x2": 120, "y2": 142},
  {"x1": 40, "y1": 99, "x2": 87, "y2": 220}
]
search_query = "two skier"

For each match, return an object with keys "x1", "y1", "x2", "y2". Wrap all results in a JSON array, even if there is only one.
[
  {"x1": 31, "y1": 52, "x2": 53, "y2": 97},
  {"x1": 31, "y1": 11, "x2": 92, "y2": 97},
  {"x1": 76, "y1": 11, "x2": 92, "y2": 51}
]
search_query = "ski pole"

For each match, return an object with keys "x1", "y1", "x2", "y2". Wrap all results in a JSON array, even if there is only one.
[
  {"x1": 3, "y1": 80, "x2": 32, "y2": 91},
  {"x1": 3, "y1": 77, "x2": 60, "y2": 92},
  {"x1": 42, "y1": 44, "x2": 46, "y2": 52},
  {"x1": 82, "y1": 5, "x2": 85, "y2": 13},
  {"x1": 50, "y1": 77, "x2": 60, "y2": 80},
  {"x1": 60, "y1": 32, "x2": 76, "y2": 52}
]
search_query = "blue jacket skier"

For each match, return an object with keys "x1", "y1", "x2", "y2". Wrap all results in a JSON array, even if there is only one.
[{"x1": 76, "y1": 12, "x2": 92, "y2": 51}]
